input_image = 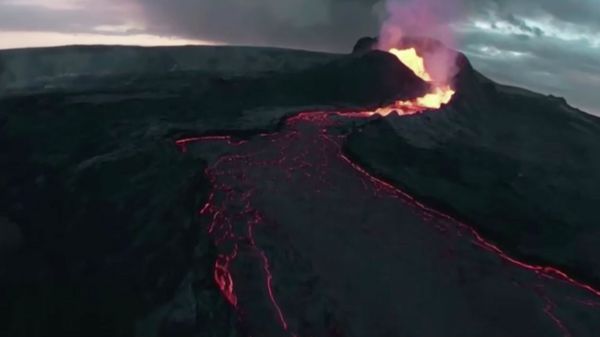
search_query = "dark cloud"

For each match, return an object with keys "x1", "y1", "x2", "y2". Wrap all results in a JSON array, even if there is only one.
[
  {"x1": 493, "y1": 0, "x2": 600, "y2": 30},
  {"x1": 459, "y1": 28, "x2": 600, "y2": 114},
  {"x1": 0, "y1": 1, "x2": 138, "y2": 35},
  {"x1": 137, "y1": 0, "x2": 382, "y2": 52},
  {"x1": 504, "y1": 14, "x2": 544, "y2": 37},
  {"x1": 447, "y1": 0, "x2": 600, "y2": 114}
]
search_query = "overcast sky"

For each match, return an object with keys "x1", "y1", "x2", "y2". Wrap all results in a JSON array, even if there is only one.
[{"x1": 0, "y1": 0, "x2": 598, "y2": 115}]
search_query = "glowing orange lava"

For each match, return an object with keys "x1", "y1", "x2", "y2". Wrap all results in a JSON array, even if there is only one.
[
  {"x1": 389, "y1": 48, "x2": 431, "y2": 82},
  {"x1": 370, "y1": 47, "x2": 455, "y2": 116}
]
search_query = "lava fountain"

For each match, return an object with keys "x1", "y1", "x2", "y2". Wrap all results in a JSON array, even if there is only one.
[{"x1": 368, "y1": 47, "x2": 456, "y2": 117}]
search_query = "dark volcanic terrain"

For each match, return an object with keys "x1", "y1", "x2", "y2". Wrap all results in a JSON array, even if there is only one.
[
  {"x1": 345, "y1": 59, "x2": 600, "y2": 286},
  {"x1": 1, "y1": 44, "x2": 600, "y2": 337}
]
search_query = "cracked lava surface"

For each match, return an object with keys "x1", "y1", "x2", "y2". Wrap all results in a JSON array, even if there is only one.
[{"x1": 176, "y1": 111, "x2": 600, "y2": 337}]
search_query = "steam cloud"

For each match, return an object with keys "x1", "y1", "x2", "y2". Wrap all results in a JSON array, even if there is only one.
[{"x1": 378, "y1": 0, "x2": 463, "y2": 84}]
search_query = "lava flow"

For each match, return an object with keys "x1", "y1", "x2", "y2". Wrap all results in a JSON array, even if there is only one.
[{"x1": 175, "y1": 49, "x2": 600, "y2": 336}]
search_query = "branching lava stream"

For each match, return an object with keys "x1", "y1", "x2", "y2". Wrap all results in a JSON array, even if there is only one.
[{"x1": 177, "y1": 110, "x2": 600, "y2": 337}]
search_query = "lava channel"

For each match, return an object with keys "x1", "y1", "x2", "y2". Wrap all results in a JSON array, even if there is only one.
[{"x1": 177, "y1": 111, "x2": 600, "y2": 337}]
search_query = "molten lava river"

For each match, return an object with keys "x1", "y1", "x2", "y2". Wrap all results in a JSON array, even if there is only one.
[{"x1": 176, "y1": 50, "x2": 600, "y2": 337}]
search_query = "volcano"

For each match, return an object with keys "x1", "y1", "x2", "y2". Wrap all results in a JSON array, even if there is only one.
[{"x1": 2, "y1": 39, "x2": 600, "y2": 337}]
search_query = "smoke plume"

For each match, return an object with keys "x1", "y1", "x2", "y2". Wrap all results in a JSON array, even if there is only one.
[{"x1": 378, "y1": 0, "x2": 463, "y2": 84}]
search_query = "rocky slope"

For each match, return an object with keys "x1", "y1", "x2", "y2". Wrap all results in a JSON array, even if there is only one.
[{"x1": 345, "y1": 53, "x2": 600, "y2": 286}]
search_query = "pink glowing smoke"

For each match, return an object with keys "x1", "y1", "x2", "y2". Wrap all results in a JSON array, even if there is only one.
[{"x1": 378, "y1": 0, "x2": 462, "y2": 84}]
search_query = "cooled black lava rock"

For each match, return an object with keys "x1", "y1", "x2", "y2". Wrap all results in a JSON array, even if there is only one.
[
  {"x1": 207, "y1": 50, "x2": 429, "y2": 109},
  {"x1": 352, "y1": 36, "x2": 378, "y2": 54},
  {"x1": 274, "y1": 50, "x2": 430, "y2": 107},
  {"x1": 0, "y1": 217, "x2": 21, "y2": 253}
]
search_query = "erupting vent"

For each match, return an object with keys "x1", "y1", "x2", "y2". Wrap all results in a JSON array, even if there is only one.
[{"x1": 369, "y1": 47, "x2": 455, "y2": 116}]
